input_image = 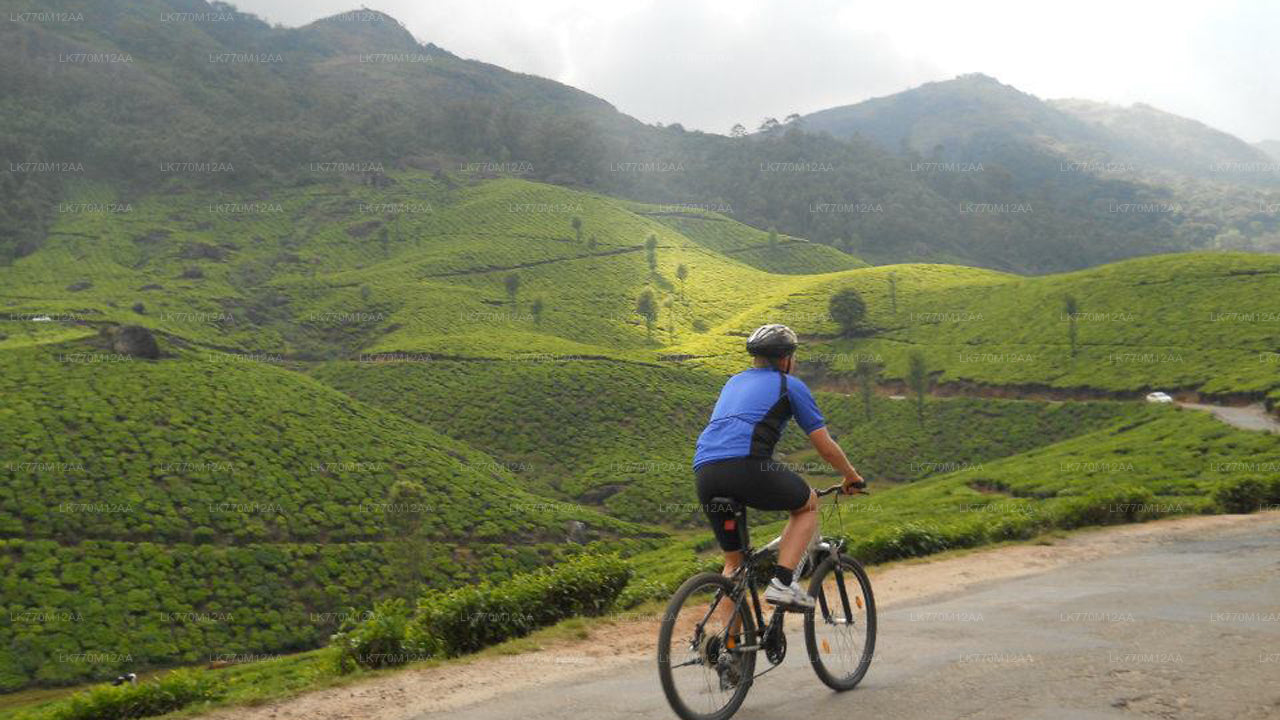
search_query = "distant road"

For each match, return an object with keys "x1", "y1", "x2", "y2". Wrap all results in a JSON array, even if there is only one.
[
  {"x1": 1178, "y1": 402, "x2": 1280, "y2": 433},
  {"x1": 438, "y1": 516, "x2": 1280, "y2": 720},
  {"x1": 821, "y1": 378, "x2": 1280, "y2": 435}
]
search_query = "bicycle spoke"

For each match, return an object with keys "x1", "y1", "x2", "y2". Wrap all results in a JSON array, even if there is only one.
[
  {"x1": 659, "y1": 574, "x2": 758, "y2": 719},
  {"x1": 805, "y1": 557, "x2": 874, "y2": 690}
]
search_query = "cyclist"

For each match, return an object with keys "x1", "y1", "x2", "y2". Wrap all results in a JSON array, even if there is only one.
[{"x1": 693, "y1": 323, "x2": 865, "y2": 609}]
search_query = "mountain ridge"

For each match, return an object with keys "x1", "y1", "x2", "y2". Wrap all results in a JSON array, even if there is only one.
[{"x1": 2, "y1": 2, "x2": 1278, "y2": 273}]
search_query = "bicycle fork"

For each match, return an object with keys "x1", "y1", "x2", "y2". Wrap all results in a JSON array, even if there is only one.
[{"x1": 814, "y1": 554, "x2": 856, "y2": 626}]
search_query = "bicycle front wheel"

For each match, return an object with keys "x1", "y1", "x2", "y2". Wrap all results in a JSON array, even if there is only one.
[
  {"x1": 803, "y1": 554, "x2": 876, "y2": 691},
  {"x1": 657, "y1": 572, "x2": 757, "y2": 720}
]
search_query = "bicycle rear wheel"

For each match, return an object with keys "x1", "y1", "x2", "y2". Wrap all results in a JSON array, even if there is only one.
[
  {"x1": 803, "y1": 554, "x2": 876, "y2": 691},
  {"x1": 657, "y1": 572, "x2": 757, "y2": 720}
]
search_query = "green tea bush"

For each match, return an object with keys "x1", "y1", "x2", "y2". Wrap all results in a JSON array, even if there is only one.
[
  {"x1": 410, "y1": 554, "x2": 631, "y2": 657},
  {"x1": 1213, "y1": 477, "x2": 1276, "y2": 514},
  {"x1": 616, "y1": 556, "x2": 720, "y2": 609},
  {"x1": 848, "y1": 513, "x2": 1050, "y2": 565},
  {"x1": 33, "y1": 669, "x2": 223, "y2": 720},
  {"x1": 331, "y1": 598, "x2": 413, "y2": 673},
  {"x1": 1052, "y1": 486, "x2": 1157, "y2": 529},
  {"x1": 852, "y1": 522, "x2": 964, "y2": 564},
  {"x1": 983, "y1": 510, "x2": 1051, "y2": 542}
]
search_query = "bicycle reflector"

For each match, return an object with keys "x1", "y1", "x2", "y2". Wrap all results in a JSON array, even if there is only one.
[{"x1": 724, "y1": 518, "x2": 736, "y2": 531}]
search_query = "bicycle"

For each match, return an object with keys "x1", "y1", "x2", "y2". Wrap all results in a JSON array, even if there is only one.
[{"x1": 657, "y1": 484, "x2": 877, "y2": 720}]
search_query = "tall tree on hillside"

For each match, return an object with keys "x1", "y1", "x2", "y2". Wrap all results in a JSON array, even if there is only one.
[
  {"x1": 378, "y1": 226, "x2": 390, "y2": 256},
  {"x1": 854, "y1": 357, "x2": 882, "y2": 419},
  {"x1": 571, "y1": 216, "x2": 582, "y2": 243},
  {"x1": 636, "y1": 290, "x2": 658, "y2": 337},
  {"x1": 907, "y1": 351, "x2": 930, "y2": 423},
  {"x1": 645, "y1": 234, "x2": 658, "y2": 271},
  {"x1": 531, "y1": 297, "x2": 544, "y2": 325},
  {"x1": 504, "y1": 273, "x2": 520, "y2": 304},
  {"x1": 730, "y1": 123, "x2": 747, "y2": 138},
  {"x1": 829, "y1": 288, "x2": 868, "y2": 338},
  {"x1": 588, "y1": 234, "x2": 598, "y2": 250},
  {"x1": 888, "y1": 272, "x2": 898, "y2": 314},
  {"x1": 665, "y1": 298, "x2": 676, "y2": 341},
  {"x1": 1063, "y1": 294, "x2": 1080, "y2": 358},
  {"x1": 759, "y1": 117, "x2": 780, "y2": 133},
  {"x1": 676, "y1": 264, "x2": 689, "y2": 297}
]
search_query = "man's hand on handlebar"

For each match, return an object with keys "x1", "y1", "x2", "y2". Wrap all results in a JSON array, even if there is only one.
[{"x1": 817, "y1": 476, "x2": 869, "y2": 497}]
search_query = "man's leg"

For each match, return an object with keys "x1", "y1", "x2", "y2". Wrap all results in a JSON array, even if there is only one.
[
  {"x1": 774, "y1": 488, "x2": 818, "y2": 585},
  {"x1": 721, "y1": 550, "x2": 744, "y2": 579},
  {"x1": 714, "y1": 550, "x2": 746, "y2": 636}
]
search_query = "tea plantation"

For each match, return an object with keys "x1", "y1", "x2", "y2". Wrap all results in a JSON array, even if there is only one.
[
  {"x1": 675, "y1": 253, "x2": 1280, "y2": 399},
  {"x1": 312, "y1": 359, "x2": 1151, "y2": 526},
  {"x1": 0, "y1": 339, "x2": 657, "y2": 689},
  {"x1": 4, "y1": 172, "x2": 1280, "y2": 702}
]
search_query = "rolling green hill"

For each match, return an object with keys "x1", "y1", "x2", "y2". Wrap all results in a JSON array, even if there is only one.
[
  {"x1": 0, "y1": 337, "x2": 656, "y2": 690},
  {"x1": 311, "y1": 358, "x2": 718, "y2": 525},
  {"x1": 789, "y1": 394, "x2": 1141, "y2": 482},
  {"x1": 669, "y1": 252, "x2": 1280, "y2": 401},
  {"x1": 0, "y1": 173, "x2": 861, "y2": 362},
  {"x1": 311, "y1": 361, "x2": 1136, "y2": 528},
  {"x1": 629, "y1": 202, "x2": 867, "y2": 275}
]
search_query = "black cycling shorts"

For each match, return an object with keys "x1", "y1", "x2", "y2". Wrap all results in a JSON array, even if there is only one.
[{"x1": 695, "y1": 457, "x2": 813, "y2": 552}]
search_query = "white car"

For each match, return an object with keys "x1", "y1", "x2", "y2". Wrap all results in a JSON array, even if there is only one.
[{"x1": 1145, "y1": 391, "x2": 1174, "y2": 404}]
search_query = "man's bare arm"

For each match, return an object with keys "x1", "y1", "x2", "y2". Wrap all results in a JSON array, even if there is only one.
[{"x1": 807, "y1": 427, "x2": 865, "y2": 492}]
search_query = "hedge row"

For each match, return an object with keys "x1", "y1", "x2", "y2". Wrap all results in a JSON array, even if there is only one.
[
  {"x1": 334, "y1": 553, "x2": 632, "y2": 671},
  {"x1": 1213, "y1": 476, "x2": 1280, "y2": 513},
  {"x1": 844, "y1": 485, "x2": 1224, "y2": 566},
  {"x1": 26, "y1": 669, "x2": 224, "y2": 720}
]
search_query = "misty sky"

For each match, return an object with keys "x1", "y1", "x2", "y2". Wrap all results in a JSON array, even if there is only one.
[{"x1": 232, "y1": 0, "x2": 1278, "y2": 142}]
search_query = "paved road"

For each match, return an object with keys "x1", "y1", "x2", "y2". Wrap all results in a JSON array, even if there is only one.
[
  {"x1": 436, "y1": 517, "x2": 1280, "y2": 720},
  {"x1": 1179, "y1": 402, "x2": 1280, "y2": 434}
]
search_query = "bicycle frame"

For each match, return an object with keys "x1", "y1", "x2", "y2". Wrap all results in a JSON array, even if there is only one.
[{"x1": 705, "y1": 485, "x2": 859, "y2": 673}]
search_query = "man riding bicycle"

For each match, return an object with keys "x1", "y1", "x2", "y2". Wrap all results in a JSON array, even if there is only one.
[{"x1": 693, "y1": 324, "x2": 866, "y2": 609}]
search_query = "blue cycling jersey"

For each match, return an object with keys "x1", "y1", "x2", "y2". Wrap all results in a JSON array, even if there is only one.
[{"x1": 692, "y1": 368, "x2": 826, "y2": 469}]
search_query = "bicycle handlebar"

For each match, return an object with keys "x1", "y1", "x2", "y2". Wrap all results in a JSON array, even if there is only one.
[{"x1": 816, "y1": 482, "x2": 869, "y2": 498}]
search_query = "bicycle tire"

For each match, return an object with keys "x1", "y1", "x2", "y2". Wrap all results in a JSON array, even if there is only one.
[
  {"x1": 803, "y1": 555, "x2": 876, "y2": 691},
  {"x1": 657, "y1": 572, "x2": 757, "y2": 720}
]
